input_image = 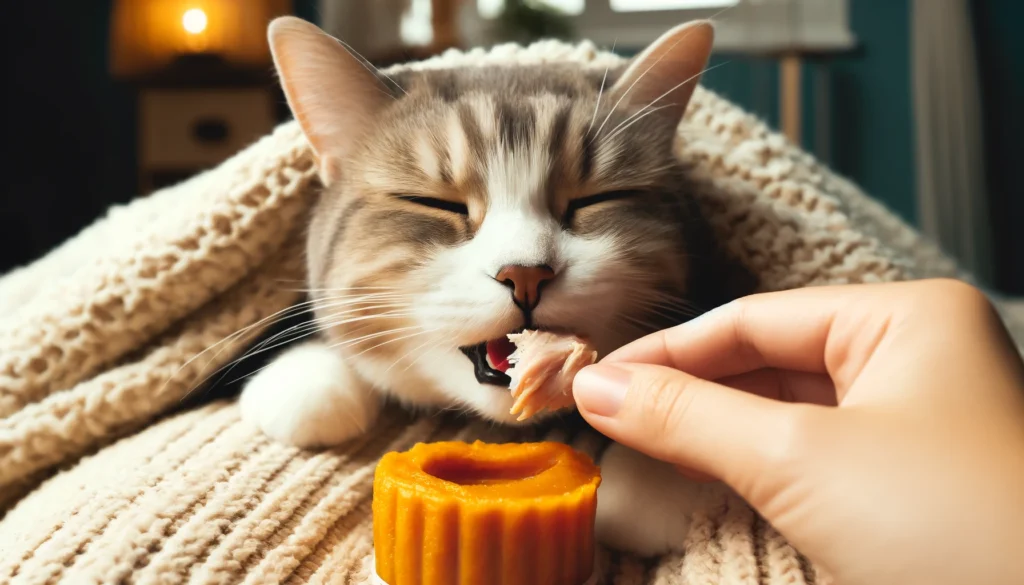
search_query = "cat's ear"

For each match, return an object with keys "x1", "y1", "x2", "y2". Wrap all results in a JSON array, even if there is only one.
[
  {"x1": 608, "y1": 20, "x2": 714, "y2": 124},
  {"x1": 268, "y1": 16, "x2": 387, "y2": 184}
]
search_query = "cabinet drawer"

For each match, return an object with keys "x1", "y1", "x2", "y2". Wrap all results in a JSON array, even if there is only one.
[{"x1": 139, "y1": 89, "x2": 275, "y2": 169}]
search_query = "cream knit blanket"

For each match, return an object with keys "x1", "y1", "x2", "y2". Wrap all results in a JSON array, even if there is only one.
[{"x1": 1, "y1": 40, "x2": 1021, "y2": 584}]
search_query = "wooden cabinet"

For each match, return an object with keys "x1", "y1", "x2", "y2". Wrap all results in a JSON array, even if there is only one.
[{"x1": 136, "y1": 87, "x2": 276, "y2": 193}]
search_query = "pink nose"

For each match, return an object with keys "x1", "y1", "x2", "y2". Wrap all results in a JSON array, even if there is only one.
[{"x1": 495, "y1": 265, "x2": 555, "y2": 311}]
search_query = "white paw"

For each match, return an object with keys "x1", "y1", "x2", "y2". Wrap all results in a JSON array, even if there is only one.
[
  {"x1": 595, "y1": 443, "x2": 713, "y2": 556},
  {"x1": 239, "y1": 342, "x2": 381, "y2": 448}
]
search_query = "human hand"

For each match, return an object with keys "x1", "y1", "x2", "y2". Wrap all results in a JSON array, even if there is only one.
[{"x1": 573, "y1": 280, "x2": 1024, "y2": 585}]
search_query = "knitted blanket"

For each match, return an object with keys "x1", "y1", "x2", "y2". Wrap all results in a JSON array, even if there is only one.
[{"x1": 1, "y1": 40, "x2": 1021, "y2": 584}]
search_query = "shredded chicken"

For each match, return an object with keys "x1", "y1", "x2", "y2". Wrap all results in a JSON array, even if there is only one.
[{"x1": 506, "y1": 330, "x2": 598, "y2": 421}]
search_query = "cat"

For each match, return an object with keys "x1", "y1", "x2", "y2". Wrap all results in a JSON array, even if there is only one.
[{"x1": 240, "y1": 15, "x2": 748, "y2": 556}]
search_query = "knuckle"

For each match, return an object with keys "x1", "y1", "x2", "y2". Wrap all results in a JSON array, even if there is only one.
[
  {"x1": 925, "y1": 278, "x2": 984, "y2": 300},
  {"x1": 921, "y1": 278, "x2": 986, "y2": 303},
  {"x1": 726, "y1": 298, "x2": 766, "y2": 367},
  {"x1": 913, "y1": 278, "x2": 994, "y2": 317}
]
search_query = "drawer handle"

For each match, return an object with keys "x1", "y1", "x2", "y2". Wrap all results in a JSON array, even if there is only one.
[{"x1": 192, "y1": 117, "x2": 230, "y2": 144}]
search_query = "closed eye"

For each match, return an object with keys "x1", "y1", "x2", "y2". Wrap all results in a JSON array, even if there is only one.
[
  {"x1": 564, "y1": 190, "x2": 637, "y2": 223},
  {"x1": 395, "y1": 195, "x2": 469, "y2": 215}
]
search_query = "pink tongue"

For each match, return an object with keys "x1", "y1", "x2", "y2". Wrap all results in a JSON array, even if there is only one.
[{"x1": 486, "y1": 337, "x2": 516, "y2": 373}]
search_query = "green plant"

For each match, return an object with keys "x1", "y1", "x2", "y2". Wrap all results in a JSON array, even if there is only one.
[{"x1": 494, "y1": 0, "x2": 576, "y2": 43}]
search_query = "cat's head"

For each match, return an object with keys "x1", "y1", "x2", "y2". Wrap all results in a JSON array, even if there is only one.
[{"x1": 269, "y1": 17, "x2": 728, "y2": 423}]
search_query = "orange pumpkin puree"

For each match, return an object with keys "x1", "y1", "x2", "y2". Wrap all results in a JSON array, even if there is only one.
[{"x1": 373, "y1": 441, "x2": 601, "y2": 585}]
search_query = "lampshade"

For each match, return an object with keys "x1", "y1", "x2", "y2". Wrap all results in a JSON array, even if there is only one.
[{"x1": 110, "y1": 0, "x2": 292, "y2": 79}]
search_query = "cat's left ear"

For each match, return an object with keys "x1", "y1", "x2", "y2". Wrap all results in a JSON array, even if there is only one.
[
  {"x1": 268, "y1": 16, "x2": 389, "y2": 185},
  {"x1": 608, "y1": 20, "x2": 714, "y2": 124}
]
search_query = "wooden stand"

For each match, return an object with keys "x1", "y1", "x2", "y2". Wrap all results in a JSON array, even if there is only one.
[{"x1": 780, "y1": 53, "x2": 803, "y2": 145}]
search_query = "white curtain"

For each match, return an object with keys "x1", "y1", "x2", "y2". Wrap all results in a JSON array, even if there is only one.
[{"x1": 911, "y1": 0, "x2": 993, "y2": 283}]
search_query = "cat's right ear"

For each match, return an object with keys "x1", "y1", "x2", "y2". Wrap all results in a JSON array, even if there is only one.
[
  {"x1": 268, "y1": 16, "x2": 386, "y2": 185},
  {"x1": 607, "y1": 20, "x2": 714, "y2": 126}
]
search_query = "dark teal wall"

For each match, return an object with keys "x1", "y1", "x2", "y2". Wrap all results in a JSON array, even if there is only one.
[
  {"x1": 295, "y1": 0, "x2": 321, "y2": 24},
  {"x1": 698, "y1": 0, "x2": 917, "y2": 223},
  {"x1": 700, "y1": 56, "x2": 780, "y2": 128},
  {"x1": 823, "y1": 0, "x2": 916, "y2": 222}
]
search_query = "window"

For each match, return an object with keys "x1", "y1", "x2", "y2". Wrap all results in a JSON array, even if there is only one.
[
  {"x1": 478, "y1": 0, "x2": 585, "y2": 19},
  {"x1": 609, "y1": 0, "x2": 739, "y2": 12},
  {"x1": 469, "y1": 0, "x2": 855, "y2": 52},
  {"x1": 401, "y1": 0, "x2": 434, "y2": 45}
]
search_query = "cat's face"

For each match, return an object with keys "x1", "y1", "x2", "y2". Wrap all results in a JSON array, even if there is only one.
[{"x1": 270, "y1": 17, "x2": 719, "y2": 423}]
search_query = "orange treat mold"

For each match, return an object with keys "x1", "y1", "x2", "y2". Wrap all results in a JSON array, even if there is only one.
[{"x1": 373, "y1": 441, "x2": 601, "y2": 585}]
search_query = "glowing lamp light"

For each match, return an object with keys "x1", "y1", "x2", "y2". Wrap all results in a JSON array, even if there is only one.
[
  {"x1": 109, "y1": 0, "x2": 291, "y2": 79},
  {"x1": 182, "y1": 8, "x2": 208, "y2": 35}
]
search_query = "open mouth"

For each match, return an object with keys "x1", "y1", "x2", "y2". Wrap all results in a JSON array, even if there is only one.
[{"x1": 459, "y1": 334, "x2": 520, "y2": 386}]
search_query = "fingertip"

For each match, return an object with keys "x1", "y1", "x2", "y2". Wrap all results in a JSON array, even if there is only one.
[{"x1": 573, "y1": 364, "x2": 632, "y2": 418}]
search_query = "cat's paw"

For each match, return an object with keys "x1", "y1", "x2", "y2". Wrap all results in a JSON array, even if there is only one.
[
  {"x1": 596, "y1": 443, "x2": 717, "y2": 556},
  {"x1": 239, "y1": 342, "x2": 381, "y2": 448}
]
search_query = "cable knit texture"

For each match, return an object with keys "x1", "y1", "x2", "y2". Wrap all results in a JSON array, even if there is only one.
[{"x1": 0, "y1": 39, "x2": 1021, "y2": 584}]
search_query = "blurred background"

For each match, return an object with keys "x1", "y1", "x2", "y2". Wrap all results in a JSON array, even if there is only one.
[{"x1": 1, "y1": 0, "x2": 1020, "y2": 294}]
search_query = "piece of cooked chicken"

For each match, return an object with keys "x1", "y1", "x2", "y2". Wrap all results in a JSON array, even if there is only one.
[{"x1": 506, "y1": 330, "x2": 598, "y2": 421}]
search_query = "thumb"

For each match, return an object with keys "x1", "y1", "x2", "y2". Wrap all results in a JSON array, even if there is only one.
[{"x1": 573, "y1": 362, "x2": 803, "y2": 487}]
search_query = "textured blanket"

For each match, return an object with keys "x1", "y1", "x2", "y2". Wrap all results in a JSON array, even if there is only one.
[{"x1": 1, "y1": 40, "x2": 1021, "y2": 584}]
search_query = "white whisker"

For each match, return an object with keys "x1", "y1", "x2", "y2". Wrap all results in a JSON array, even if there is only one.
[
  {"x1": 350, "y1": 328, "x2": 440, "y2": 358},
  {"x1": 327, "y1": 32, "x2": 409, "y2": 97},
  {"x1": 603, "y1": 104, "x2": 674, "y2": 144},
  {"x1": 172, "y1": 298, "x2": 333, "y2": 401},
  {"x1": 587, "y1": 39, "x2": 616, "y2": 134},
  {"x1": 386, "y1": 337, "x2": 437, "y2": 375}
]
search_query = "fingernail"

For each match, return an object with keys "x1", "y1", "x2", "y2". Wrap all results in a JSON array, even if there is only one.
[{"x1": 574, "y1": 365, "x2": 631, "y2": 417}]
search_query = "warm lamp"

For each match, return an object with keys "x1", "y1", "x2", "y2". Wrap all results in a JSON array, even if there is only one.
[
  {"x1": 110, "y1": 0, "x2": 292, "y2": 79},
  {"x1": 110, "y1": 1, "x2": 292, "y2": 196}
]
